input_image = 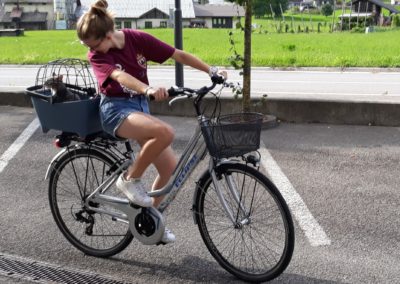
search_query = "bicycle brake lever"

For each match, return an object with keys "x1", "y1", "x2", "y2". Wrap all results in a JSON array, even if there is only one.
[{"x1": 169, "y1": 95, "x2": 189, "y2": 106}]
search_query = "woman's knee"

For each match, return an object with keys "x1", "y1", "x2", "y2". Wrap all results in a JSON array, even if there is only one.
[{"x1": 156, "y1": 123, "x2": 175, "y2": 145}]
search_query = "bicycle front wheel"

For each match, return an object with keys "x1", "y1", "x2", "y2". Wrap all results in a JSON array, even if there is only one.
[
  {"x1": 48, "y1": 147, "x2": 133, "y2": 257},
  {"x1": 194, "y1": 163, "x2": 294, "y2": 282}
]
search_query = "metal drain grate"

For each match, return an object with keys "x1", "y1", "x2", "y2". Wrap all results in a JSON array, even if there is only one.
[{"x1": 0, "y1": 253, "x2": 131, "y2": 284}]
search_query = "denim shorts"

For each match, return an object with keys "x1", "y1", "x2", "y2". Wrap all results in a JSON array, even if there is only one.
[{"x1": 100, "y1": 94, "x2": 150, "y2": 138}]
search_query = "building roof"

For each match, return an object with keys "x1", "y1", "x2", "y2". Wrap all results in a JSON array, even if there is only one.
[
  {"x1": 353, "y1": 0, "x2": 399, "y2": 14},
  {"x1": 79, "y1": 0, "x2": 195, "y2": 19},
  {"x1": 193, "y1": 3, "x2": 245, "y2": 17}
]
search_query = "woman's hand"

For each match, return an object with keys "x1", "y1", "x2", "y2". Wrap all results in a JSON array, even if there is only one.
[
  {"x1": 145, "y1": 87, "x2": 169, "y2": 101},
  {"x1": 217, "y1": 70, "x2": 228, "y2": 80}
]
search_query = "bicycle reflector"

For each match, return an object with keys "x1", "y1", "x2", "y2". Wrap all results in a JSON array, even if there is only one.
[
  {"x1": 54, "y1": 138, "x2": 63, "y2": 148},
  {"x1": 54, "y1": 136, "x2": 70, "y2": 148}
]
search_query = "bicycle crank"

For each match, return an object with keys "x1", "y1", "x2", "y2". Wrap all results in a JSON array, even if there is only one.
[{"x1": 128, "y1": 207, "x2": 165, "y2": 245}]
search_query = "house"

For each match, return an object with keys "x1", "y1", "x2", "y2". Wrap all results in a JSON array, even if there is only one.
[
  {"x1": 192, "y1": 3, "x2": 244, "y2": 28},
  {"x1": 288, "y1": 0, "x2": 303, "y2": 8},
  {"x1": 339, "y1": 0, "x2": 398, "y2": 26},
  {"x1": 77, "y1": 0, "x2": 244, "y2": 29},
  {"x1": 78, "y1": 0, "x2": 195, "y2": 29},
  {"x1": 0, "y1": 0, "x2": 54, "y2": 30}
]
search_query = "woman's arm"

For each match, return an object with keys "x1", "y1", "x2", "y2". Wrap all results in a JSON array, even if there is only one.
[
  {"x1": 110, "y1": 69, "x2": 148, "y2": 94},
  {"x1": 110, "y1": 69, "x2": 168, "y2": 101},
  {"x1": 171, "y1": 49, "x2": 210, "y2": 74}
]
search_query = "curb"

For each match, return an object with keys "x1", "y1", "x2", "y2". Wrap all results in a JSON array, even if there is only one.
[
  {"x1": 0, "y1": 91, "x2": 32, "y2": 107},
  {"x1": 2, "y1": 91, "x2": 400, "y2": 127},
  {"x1": 149, "y1": 95, "x2": 400, "y2": 127}
]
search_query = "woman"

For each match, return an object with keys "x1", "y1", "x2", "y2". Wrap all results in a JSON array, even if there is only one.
[{"x1": 77, "y1": 0, "x2": 227, "y2": 244}]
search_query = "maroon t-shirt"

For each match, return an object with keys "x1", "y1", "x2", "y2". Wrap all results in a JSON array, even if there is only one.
[{"x1": 88, "y1": 29, "x2": 175, "y2": 97}]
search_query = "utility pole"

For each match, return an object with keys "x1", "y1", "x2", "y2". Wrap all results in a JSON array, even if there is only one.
[{"x1": 174, "y1": 0, "x2": 184, "y2": 87}]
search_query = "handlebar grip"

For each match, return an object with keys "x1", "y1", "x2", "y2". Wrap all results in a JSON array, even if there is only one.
[
  {"x1": 167, "y1": 87, "x2": 179, "y2": 97},
  {"x1": 211, "y1": 74, "x2": 225, "y2": 84},
  {"x1": 148, "y1": 87, "x2": 180, "y2": 101}
]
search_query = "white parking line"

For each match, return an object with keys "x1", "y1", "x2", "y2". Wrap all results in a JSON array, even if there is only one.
[
  {"x1": 259, "y1": 142, "x2": 331, "y2": 247},
  {"x1": 0, "y1": 118, "x2": 40, "y2": 174}
]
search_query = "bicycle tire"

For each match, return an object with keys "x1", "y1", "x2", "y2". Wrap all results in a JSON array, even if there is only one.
[
  {"x1": 194, "y1": 163, "x2": 294, "y2": 282},
  {"x1": 48, "y1": 147, "x2": 133, "y2": 257}
]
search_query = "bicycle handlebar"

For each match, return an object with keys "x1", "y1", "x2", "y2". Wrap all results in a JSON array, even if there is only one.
[
  {"x1": 148, "y1": 74, "x2": 226, "y2": 101},
  {"x1": 169, "y1": 75, "x2": 228, "y2": 116},
  {"x1": 167, "y1": 74, "x2": 225, "y2": 97}
]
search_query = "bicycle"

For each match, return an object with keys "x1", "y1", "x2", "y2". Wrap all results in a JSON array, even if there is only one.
[{"x1": 44, "y1": 77, "x2": 295, "y2": 282}]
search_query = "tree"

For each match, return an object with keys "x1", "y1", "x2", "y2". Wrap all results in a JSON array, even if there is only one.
[
  {"x1": 266, "y1": 0, "x2": 289, "y2": 17},
  {"x1": 253, "y1": 0, "x2": 268, "y2": 18},
  {"x1": 227, "y1": 0, "x2": 252, "y2": 111},
  {"x1": 392, "y1": 14, "x2": 400, "y2": 28},
  {"x1": 321, "y1": 4, "x2": 333, "y2": 17}
]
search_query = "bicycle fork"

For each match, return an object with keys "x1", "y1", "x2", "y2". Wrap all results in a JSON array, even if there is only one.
[{"x1": 209, "y1": 160, "x2": 251, "y2": 228}]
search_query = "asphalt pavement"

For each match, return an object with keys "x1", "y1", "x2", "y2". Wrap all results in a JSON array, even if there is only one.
[
  {"x1": 1, "y1": 67, "x2": 400, "y2": 283},
  {"x1": 1, "y1": 106, "x2": 400, "y2": 283}
]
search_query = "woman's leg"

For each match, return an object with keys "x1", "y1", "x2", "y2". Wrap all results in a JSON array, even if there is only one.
[
  {"x1": 116, "y1": 112, "x2": 174, "y2": 180},
  {"x1": 117, "y1": 112, "x2": 177, "y2": 242},
  {"x1": 151, "y1": 146, "x2": 177, "y2": 208}
]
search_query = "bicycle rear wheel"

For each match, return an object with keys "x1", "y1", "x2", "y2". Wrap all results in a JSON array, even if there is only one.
[
  {"x1": 48, "y1": 147, "x2": 133, "y2": 257},
  {"x1": 194, "y1": 163, "x2": 294, "y2": 282}
]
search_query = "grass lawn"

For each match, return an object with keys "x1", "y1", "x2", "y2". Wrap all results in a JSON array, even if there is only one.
[{"x1": 0, "y1": 26, "x2": 399, "y2": 67}]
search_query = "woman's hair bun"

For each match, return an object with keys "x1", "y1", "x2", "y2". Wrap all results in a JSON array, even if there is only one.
[{"x1": 90, "y1": 0, "x2": 108, "y2": 15}]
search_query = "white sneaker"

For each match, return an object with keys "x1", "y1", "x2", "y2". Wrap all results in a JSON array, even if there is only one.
[
  {"x1": 116, "y1": 174, "x2": 152, "y2": 207},
  {"x1": 161, "y1": 228, "x2": 176, "y2": 244}
]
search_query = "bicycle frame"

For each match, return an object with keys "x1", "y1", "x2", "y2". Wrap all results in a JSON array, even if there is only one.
[{"x1": 82, "y1": 122, "x2": 208, "y2": 218}]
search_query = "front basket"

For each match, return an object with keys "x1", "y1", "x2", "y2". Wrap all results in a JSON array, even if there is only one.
[{"x1": 201, "y1": 112, "x2": 263, "y2": 159}]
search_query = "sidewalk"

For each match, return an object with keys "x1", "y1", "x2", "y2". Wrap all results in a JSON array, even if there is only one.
[{"x1": 1, "y1": 66, "x2": 400, "y2": 126}]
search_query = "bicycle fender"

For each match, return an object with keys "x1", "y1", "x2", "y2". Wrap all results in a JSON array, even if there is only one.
[
  {"x1": 192, "y1": 169, "x2": 209, "y2": 224},
  {"x1": 45, "y1": 145, "x2": 118, "y2": 180},
  {"x1": 192, "y1": 160, "x2": 242, "y2": 224},
  {"x1": 44, "y1": 148, "x2": 70, "y2": 180}
]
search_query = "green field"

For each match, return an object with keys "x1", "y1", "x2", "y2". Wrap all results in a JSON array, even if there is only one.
[{"x1": 0, "y1": 27, "x2": 399, "y2": 67}]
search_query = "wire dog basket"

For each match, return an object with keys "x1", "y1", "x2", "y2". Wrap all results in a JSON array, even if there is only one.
[
  {"x1": 201, "y1": 112, "x2": 263, "y2": 159},
  {"x1": 25, "y1": 58, "x2": 102, "y2": 137}
]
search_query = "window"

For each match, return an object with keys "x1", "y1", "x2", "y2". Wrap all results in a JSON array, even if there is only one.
[
  {"x1": 115, "y1": 21, "x2": 122, "y2": 29},
  {"x1": 212, "y1": 17, "x2": 231, "y2": 28},
  {"x1": 160, "y1": 21, "x2": 167, "y2": 28},
  {"x1": 124, "y1": 21, "x2": 131, "y2": 29},
  {"x1": 145, "y1": 21, "x2": 152, "y2": 29}
]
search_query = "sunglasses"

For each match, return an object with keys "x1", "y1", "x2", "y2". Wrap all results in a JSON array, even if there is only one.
[{"x1": 80, "y1": 37, "x2": 104, "y2": 50}]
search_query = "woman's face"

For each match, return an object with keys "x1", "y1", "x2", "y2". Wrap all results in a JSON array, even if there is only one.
[{"x1": 81, "y1": 33, "x2": 112, "y2": 53}]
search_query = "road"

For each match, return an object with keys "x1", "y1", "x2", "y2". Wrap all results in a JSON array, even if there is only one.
[
  {"x1": 1, "y1": 66, "x2": 400, "y2": 103},
  {"x1": 1, "y1": 105, "x2": 399, "y2": 283}
]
